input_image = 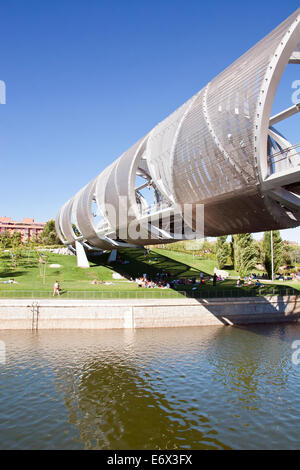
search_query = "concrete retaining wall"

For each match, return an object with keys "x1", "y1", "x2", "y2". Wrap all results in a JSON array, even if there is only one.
[{"x1": 0, "y1": 296, "x2": 299, "y2": 329}]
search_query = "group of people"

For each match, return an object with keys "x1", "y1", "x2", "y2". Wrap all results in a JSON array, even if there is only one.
[
  {"x1": 91, "y1": 279, "x2": 114, "y2": 286},
  {"x1": 134, "y1": 276, "x2": 170, "y2": 289},
  {"x1": 131, "y1": 270, "x2": 227, "y2": 289},
  {"x1": 91, "y1": 279, "x2": 105, "y2": 285},
  {"x1": 236, "y1": 276, "x2": 262, "y2": 287},
  {"x1": 134, "y1": 272, "x2": 213, "y2": 289},
  {"x1": 171, "y1": 277, "x2": 198, "y2": 286}
]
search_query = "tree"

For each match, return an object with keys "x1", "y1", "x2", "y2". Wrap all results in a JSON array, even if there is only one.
[
  {"x1": 11, "y1": 231, "x2": 22, "y2": 246},
  {"x1": 11, "y1": 244, "x2": 22, "y2": 269},
  {"x1": 0, "y1": 232, "x2": 11, "y2": 274},
  {"x1": 216, "y1": 236, "x2": 229, "y2": 269},
  {"x1": 230, "y1": 235, "x2": 235, "y2": 267},
  {"x1": 234, "y1": 233, "x2": 257, "y2": 277},
  {"x1": 39, "y1": 219, "x2": 62, "y2": 245},
  {"x1": 263, "y1": 230, "x2": 283, "y2": 279},
  {"x1": 0, "y1": 230, "x2": 13, "y2": 249},
  {"x1": 25, "y1": 235, "x2": 38, "y2": 262},
  {"x1": 282, "y1": 242, "x2": 293, "y2": 266},
  {"x1": 254, "y1": 239, "x2": 264, "y2": 266},
  {"x1": 291, "y1": 245, "x2": 300, "y2": 266},
  {"x1": 232, "y1": 235, "x2": 241, "y2": 272}
]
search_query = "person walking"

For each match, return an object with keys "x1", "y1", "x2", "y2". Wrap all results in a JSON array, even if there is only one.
[{"x1": 53, "y1": 280, "x2": 60, "y2": 296}]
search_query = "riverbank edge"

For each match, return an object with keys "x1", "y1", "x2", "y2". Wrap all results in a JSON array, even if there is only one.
[{"x1": 0, "y1": 295, "x2": 299, "y2": 329}]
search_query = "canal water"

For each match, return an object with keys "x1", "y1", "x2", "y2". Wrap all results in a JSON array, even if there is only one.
[{"x1": 0, "y1": 324, "x2": 300, "y2": 450}]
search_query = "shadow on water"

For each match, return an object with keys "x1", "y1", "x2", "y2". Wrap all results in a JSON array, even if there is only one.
[
  {"x1": 235, "y1": 321, "x2": 300, "y2": 343},
  {"x1": 44, "y1": 328, "x2": 230, "y2": 450},
  {"x1": 1, "y1": 326, "x2": 300, "y2": 450},
  {"x1": 54, "y1": 360, "x2": 229, "y2": 449},
  {"x1": 37, "y1": 326, "x2": 300, "y2": 448}
]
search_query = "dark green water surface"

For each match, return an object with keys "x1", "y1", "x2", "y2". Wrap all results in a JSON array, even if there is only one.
[{"x1": 0, "y1": 324, "x2": 300, "y2": 449}]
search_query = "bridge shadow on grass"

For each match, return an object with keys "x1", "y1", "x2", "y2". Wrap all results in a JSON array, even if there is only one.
[
  {"x1": 88, "y1": 249, "x2": 299, "y2": 304},
  {"x1": 89, "y1": 248, "x2": 203, "y2": 282},
  {"x1": 88, "y1": 249, "x2": 300, "y2": 327},
  {"x1": 0, "y1": 270, "x2": 26, "y2": 278}
]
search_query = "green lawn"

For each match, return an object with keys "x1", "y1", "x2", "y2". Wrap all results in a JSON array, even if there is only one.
[{"x1": 0, "y1": 247, "x2": 299, "y2": 299}]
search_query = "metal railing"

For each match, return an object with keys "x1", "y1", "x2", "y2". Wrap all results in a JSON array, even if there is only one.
[
  {"x1": 268, "y1": 142, "x2": 300, "y2": 174},
  {"x1": 141, "y1": 201, "x2": 172, "y2": 216},
  {"x1": 187, "y1": 287, "x2": 299, "y2": 298},
  {"x1": 0, "y1": 288, "x2": 298, "y2": 300},
  {"x1": 0, "y1": 289, "x2": 187, "y2": 300}
]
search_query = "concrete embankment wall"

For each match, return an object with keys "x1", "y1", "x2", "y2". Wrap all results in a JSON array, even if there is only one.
[{"x1": 0, "y1": 296, "x2": 299, "y2": 329}]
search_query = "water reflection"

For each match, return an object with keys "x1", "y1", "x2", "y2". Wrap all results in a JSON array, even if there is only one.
[{"x1": 1, "y1": 324, "x2": 300, "y2": 449}]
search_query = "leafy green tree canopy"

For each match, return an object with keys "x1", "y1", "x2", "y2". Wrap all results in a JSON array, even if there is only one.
[
  {"x1": 233, "y1": 233, "x2": 257, "y2": 278},
  {"x1": 263, "y1": 230, "x2": 283, "y2": 279},
  {"x1": 216, "y1": 236, "x2": 229, "y2": 269},
  {"x1": 39, "y1": 219, "x2": 62, "y2": 245}
]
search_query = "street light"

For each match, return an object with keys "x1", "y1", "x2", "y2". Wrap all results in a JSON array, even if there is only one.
[{"x1": 271, "y1": 230, "x2": 274, "y2": 281}]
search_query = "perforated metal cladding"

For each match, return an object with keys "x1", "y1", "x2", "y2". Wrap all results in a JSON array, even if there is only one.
[
  {"x1": 203, "y1": 191, "x2": 298, "y2": 236},
  {"x1": 60, "y1": 199, "x2": 75, "y2": 244},
  {"x1": 104, "y1": 159, "x2": 120, "y2": 223},
  {"x1": 95, "y1": 163, "x2": 115, "y2": 217},
  {"x1": 72, "y1": 185, "x2": 88, "y2": 231},
  {"x1": 173, "y1": 89, "x2": 244, "y2": 204},
  {"x1": 206, "y1": 12, "x2": 297, "y2": 183},
  {"x1": 55, "y1": 206, "x2": 67, "y2": 243},
  {"x1": 116, "y1": 137, "x2": 147, "y2": 205},
  {"x1": 75, "y1": 178, "x2": 107, "y2": 248},
  {"x1": 172, "y1": 13, "x2": 297, "y2": 205},
  {"x1": 147, "y1": 98, "x2": 194, "y2": 200},
  {"x1": 105, "y1": 139, "x2": 143, "y2": 223},
  {"x1": 56, "y1": 9, "x2": 300, "y2": 247}
]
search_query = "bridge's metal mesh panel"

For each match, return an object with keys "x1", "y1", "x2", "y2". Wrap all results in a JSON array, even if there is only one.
[
  {"x1": 147, "y1": 98, "x2": 194, "y2": 199},
  {"x1": 75, "y1": 178, "x2": 105, "y2": 246},
  {"x1": 106, "y1": 139, "x2": 142, "y2": 210},
  {"x1": 115, "y1": 137, "x2": 144, "y2": 196},
  {"x1": 95, "y1": 163, "x2": 115, "y2": 216},
  {"x1": 56, "y1": 10, "x2": 300, "y2": 245},
  {"x1": 60, "y1": 199, "x2": 75, "y2": 244},
  {"x1": 55, "y1": 206, "x2": 67, "y2": 243},
  {"x1": 173, "y1": 88, "x2": 243, "y2": 204},
  {"x1": 72, "y1": 184, "x2": 88, "y2": 232},
  {"x1": 206, "y1": 14, "x2": 296, "y2": 177},
  {"x1": 172, "y1": 11, "x2": 299, "y2": 205}
]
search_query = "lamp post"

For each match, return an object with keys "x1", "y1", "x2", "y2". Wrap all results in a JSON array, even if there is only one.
[{"x1": 271, "y1": 230, "x2": 274, "y2": 281}]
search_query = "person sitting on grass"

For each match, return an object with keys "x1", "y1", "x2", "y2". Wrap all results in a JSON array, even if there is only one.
[{"x1": 1, "y1": 279, "x2": 18, "y2": 284}]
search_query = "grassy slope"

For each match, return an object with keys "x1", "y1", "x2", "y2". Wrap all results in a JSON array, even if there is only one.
[{"x1": 0, "y1": 247, "x2": 299, "y2": 297}]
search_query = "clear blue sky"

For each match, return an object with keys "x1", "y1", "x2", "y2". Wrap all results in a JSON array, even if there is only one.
[{"x1": 0, "y1": 0, "x2": 299, "y2": 242}]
